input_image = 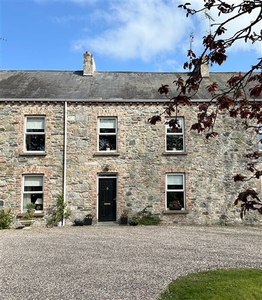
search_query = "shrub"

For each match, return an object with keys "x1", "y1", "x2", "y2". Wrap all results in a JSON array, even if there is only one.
[
  {"x1": 138, "y1": 212, "x2": 161, "y2": 225},
  {"x1": 0, "y1": 208, "x2": 14, "y2": 230},
  {"x1": 46, "y1": 194, "x2": 71, "y2": 227},
  {"x1": 130, "y1": 206, "x2": 161, "y2": 226}
]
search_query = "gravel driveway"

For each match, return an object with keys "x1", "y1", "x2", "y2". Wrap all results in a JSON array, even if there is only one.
[{"x1": 1, "y1": 225, "x2": 262, "y2": 300}]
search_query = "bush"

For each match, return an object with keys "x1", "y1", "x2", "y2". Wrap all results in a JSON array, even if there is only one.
[
  {"x1": 46, "y1": 194, "x2": 71, "y2": 227},
  {"x1": 130, "y1": 206, "x2": 161, "y2": 226},
  {"x1": 0, "y1": 208, "x2": 14, "y2": 230},
  {"x1": 138, "y1": 212, "x2": 161, "y2": 225}
]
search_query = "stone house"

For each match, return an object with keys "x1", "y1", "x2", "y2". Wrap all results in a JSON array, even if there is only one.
[{"x1": 0, "y1": 51, "x2": 261, "y2": 226}]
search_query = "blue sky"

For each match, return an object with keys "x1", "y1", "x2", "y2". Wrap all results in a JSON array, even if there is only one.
[{"x1": 1, "y1": 0, "x2": 261, "y2": 72}]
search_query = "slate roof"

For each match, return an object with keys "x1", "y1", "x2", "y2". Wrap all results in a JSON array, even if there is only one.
[{"x1": 0, "y1": 69, "x2": 252, "y2": 101}]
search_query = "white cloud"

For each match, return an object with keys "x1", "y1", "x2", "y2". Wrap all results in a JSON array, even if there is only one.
[
  {"x1": 72, "y1": 0, "x2": 196, "y2": 63},
  {"x1": 45, "y1": 0, "x2": 260, "y2": 70}
]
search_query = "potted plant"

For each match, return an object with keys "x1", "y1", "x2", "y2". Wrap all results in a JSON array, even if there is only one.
[
  {"x1": 119, "y1": 210, "x2": 128, "y2": 225},
  {"x1": 128, "y1": 215, "x2": 139, "y2": 226},
  {"x1": 168, "y1": 200, "x2": 182, "y2": 210},
  {"x1": 74, "y1": 219, "x2": 84, "y2": 226},
  {"x1": 20, "y1": 203, "x2": 35, "y2": 226},
  {"x1": 83, "y1": 213, "x2": 93, "y2": 225}
]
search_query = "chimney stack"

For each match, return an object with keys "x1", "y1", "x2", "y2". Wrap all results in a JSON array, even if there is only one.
[
  {"x1": 200, "y1": 55, "x2": 209, "y2": 78},
  {"x1": 83, "y1": 51, "x2": 96, "y2": 76}
]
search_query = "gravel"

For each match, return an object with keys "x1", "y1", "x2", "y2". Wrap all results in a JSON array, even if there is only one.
[{"x1": 1, "y1": 225, "x2": 262, "y2": 300}]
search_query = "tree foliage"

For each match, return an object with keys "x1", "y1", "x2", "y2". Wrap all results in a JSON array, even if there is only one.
[{"x1": 148, "y1": 0, "x2": 262, "y2": 219}]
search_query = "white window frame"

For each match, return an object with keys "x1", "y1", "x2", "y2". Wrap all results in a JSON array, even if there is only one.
[
  {"x1": 24, "y1": 116, "x2": 46, "y2": 152},
  {"x1": 165, "y1": 173, "x2": 185, "y2": 210},
  {"x1": 98, "y1": 117, "x2": 117, "y2": 152},
  {"x1": 22, "y1": 175, "x2": 44, "y2": 212},
  {"x1": 165, "y1": 117, "x2": 185, "y2": 152},
  {"x1": 258, "y1": 124, "x2": 262, "y2": 151}
]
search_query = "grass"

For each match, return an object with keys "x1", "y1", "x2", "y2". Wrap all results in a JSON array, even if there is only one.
[{"x1": 158, "y1": 268, "x2": 262, "y2": 300}]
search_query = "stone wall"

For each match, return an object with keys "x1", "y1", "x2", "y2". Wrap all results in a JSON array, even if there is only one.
[
  {"x1": 0, "y1": 102, "x2": 64, "y2": 217},
  {"x1": 65, "y1": 102, "x2": 262, "y2": 225}
]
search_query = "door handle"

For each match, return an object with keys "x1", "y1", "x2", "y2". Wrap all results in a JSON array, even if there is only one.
[{"x1": 104, "y1": 202, "x2": 111, "y2": 206}]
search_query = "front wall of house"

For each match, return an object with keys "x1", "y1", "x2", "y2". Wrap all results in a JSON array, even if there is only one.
[
  {"x1": 0, "y1": 102, "x2": 64, "y2": 223},
  {"x1": 1, "y1": 101, "x2": 262, "y2": 225},
  {"x1": 66, "y1": 102, "x2": 262, "y2": 225}
]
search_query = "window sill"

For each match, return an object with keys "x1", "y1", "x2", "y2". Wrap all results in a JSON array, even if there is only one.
[
  {"x1": 19, "y1": 152, "x2": 47, "y2": 157},
  {"x1": 93, "y1": 152, "x2": 120, "y2": 156},
  {"x1": 162, "y1": 210, "x2": 189, "y2": 215},
  {"x1": 162, "y1": 152, "x2": 187, "y2": 156},
  {"x1": 17, "y1": 212, "x2": 44, "y2": 218}
]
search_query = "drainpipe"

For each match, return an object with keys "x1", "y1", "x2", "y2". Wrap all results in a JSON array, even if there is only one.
[{"x1": 62, "y1": 101, "x2": 67, "y2": 225}]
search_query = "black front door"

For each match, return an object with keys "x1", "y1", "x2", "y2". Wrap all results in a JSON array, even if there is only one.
[{"x1": 98, "y1": 177, "x2": 116, "y2": 222}]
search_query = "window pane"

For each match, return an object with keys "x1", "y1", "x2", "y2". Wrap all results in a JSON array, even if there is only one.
[
  {"x1": 27, "y1": 117, "x2": 45, "y2": 132},
  {"x1": 24, "y1": 176, "x2": 43, "y2": 187},
  {"x1": 23, "y1": 194, "x2": 32, "y2": 211},
  {"x1": 99, "y1": 136, "x2": 116, "y2": 150},
  {"x1": 23, "y1": 176, "x2": 43, "y2": 211},
  {"x1": 99, "y1": 119, "x2": 116, "y2": 133},
  {"x1": 166, "y1": 135, "x2": 184, "y2": 151},
  {"x1": 167, "y1": 191, "x2": 184, "y2": 209},
  {"x1": 167, "y1": 175, "x2": 183, "y2": 187},
  {"x1": 26, "y1": 135, "x2": 45, "y2": 151},
  {"x1": 166, "y1": 118, "x2": 183, "y2": 133}
]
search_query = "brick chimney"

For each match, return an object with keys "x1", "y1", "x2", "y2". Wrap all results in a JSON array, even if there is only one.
[{"x1": 83, "y1": 51, "x2": 96, "y2": 76}]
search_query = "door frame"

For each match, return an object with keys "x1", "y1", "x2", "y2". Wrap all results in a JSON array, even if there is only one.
[{"x1": 97, "y1": 173, "x2": 117, "y2": 222}]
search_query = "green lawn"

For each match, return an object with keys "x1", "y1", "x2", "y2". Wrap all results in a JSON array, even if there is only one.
[{"x1": 158, "y1": 268, "x2": 262, "y2": 300}]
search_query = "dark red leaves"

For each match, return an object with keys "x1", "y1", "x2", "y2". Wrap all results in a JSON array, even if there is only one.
[
  {"x1": 229, "y1": 109, "x2": 238, "y2": 118},
  {"x1": 227, "y1": 73, "x2": 242, "y2": 87},
  {"x1": 158, "y1": 84, "x2": 169, "y2": 95},
  {"x1": 206, "y1": 131, "x2": 218, "y2": 139},
  {"x1": 255, "y1": 170, "x2": 262, "y2": 179},
  {"x1": 216, "y1": 95, "x2": 234, "y2": 110},
  {"x1": 198, "y1": 103, "x2": 208, "y2": 112},
  {"x1": 172, "y1": 95, "x2": 191, "y2": 106},
  {"x1": 148, "y1": 115, "x2": 161, "y2": 125},
  {"x1": 246, "y1": 152, "x2": 260, "y2": 159},
  {"x1": 233, "y1": 174, "x2": 247, "y2": 182},
  {"x1": 206, "y1": 82, "x2": 218, "y2": 95},
  {"x1": 191, "y1": 122, "x2": 204, "y2": 133},
  {"x1": 234, "y1": 189, "x2": 262, "y2": 219},
  {"x1": 234, "y1": 189, "x2": 260, "y2": 204},
  {"x1": 167, "y1": 118, "x2": 181, "y2": 131},
  {"x1": 249, "y1": 85, "x2": 262, "y2": 98},
  {"x1": 248, "y1": 73, "x2": 262, "y2": 83},
  {"x1": 247, "y1": 163, "x2": 255, "y2": 172},
  {"x1": 216, "y1": 26, "x2": 227, "y2": 36},
  {"x1": 187, "y1": 49, "x2": 196, "y2": 58},
  {"x1": 174, "y1": 77, "x2": 184, "y2": 89},
  {"x1": 210, "y1": 51, "x2": 227, "y2": 66}
]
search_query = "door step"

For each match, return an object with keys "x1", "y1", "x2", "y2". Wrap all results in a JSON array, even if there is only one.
[{"x1": 95, "y1": 222, "x2": 118, "y2": 226}]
